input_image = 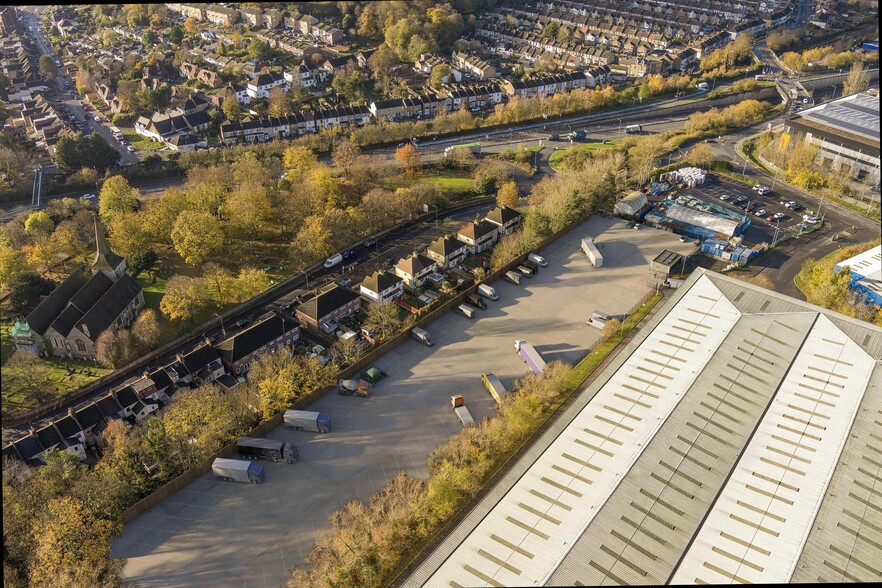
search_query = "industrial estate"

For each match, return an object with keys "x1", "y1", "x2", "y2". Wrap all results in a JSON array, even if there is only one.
[{"x1": 0, "y1": 2, "x2": 879, "y2": 588}]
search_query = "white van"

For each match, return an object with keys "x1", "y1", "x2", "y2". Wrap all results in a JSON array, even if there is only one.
[
  {"x1": 516, "y1": 265, "x2": 533, "y2": 278},
  {"x1": 411, "y1": 327, "x2": 434, "y2": 346},
  {"x1": 504, "y1": 271, "x2": 522, "y2": 285},
  {"x1": 455, "y1": 304, "x2": 476, "y2": 319},
  {"x1": 323, "y1": 253, "x2": 343, "y2": 268},
  {"x1": 477, "y1": 284, "x2": 498, "y2": 300},
  {"x1": 528, "y1": 253, "x2": 547, "y2": 267}
]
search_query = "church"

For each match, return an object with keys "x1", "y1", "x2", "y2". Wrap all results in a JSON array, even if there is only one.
[{"x1": 14, "y1": 218, "x2": 145, "y2": 361}]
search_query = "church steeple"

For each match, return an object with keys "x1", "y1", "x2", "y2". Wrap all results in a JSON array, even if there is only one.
[{"x1": 91, "y1": 216, "x2": 126, "y2": 281}]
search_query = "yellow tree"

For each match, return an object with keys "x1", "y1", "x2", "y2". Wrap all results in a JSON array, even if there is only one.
[
  {"x1": 98, "y1": 175, "x2": 140, "y2": 223},
  {"x1": 496, "y1": 181, "x2": 520, "y2": 209},
  {"x1": 282, "y1": 145, "x2": 319, "y2": 177},
  {"x1": 30, "y1": 496, "x2": 118, "y2": 588},
  {"x1": 171, "y1": 210, "x2": 223, "y2": 265}
]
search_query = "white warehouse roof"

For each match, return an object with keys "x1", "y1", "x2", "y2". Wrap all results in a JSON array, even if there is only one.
[{"x1": 404, "y1": 269, "x2": 882, "y2": 587}]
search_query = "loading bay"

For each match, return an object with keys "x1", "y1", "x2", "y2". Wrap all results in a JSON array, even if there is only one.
[{"x1": 111, "y1": 216, "x2": 695, "y2": 588}]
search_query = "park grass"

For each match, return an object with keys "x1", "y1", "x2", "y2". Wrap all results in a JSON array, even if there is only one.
[
  {"x1": 0, "y1": 333, "x2": 112, "y2": 418},
  {"x1": 136, "y1": 272, "x2": 168, "y2": 315},
  {"x1": 568, "y1": 291, "x2": 663, "y2": 389},
  {"x1": 549, "y1": 139, "x2": 626, "y2": 171},
  {"x1": 418, "y1": 170, "x2": 474, "y2": 198},
  {"x1": 123, "y1": 131, "x2": 164, "y2": 152}
]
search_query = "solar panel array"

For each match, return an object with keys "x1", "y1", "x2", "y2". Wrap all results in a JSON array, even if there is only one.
[{"x1": 801, "y1": 93, "x2": 880, "y2": 142}]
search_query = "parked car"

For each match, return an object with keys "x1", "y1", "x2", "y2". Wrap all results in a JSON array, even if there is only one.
[
  {"x1": 93, "y1": 115, "x2": 101, "y2": 122},
  {"x1": 754, "y1": 208, "x2": 767, "y2": 216},
  {"x1": 757, "y1": 187, "x2": 771, "y2": 196},
  {"x1": 766, "y1": 214, "x2": 777, "y2": 221},
  {"x1": 337, "y1": 278, "x2": 352, "y2": 287},
  {"x1": 82, "y1": 193, "x2": 96, "y2": 200},
  {"x1": 719, "y1": 194, "x2": 731, "y2": 201},
  {"x1": 679, "y1": 235, "x2": 689, "y2": 242},
  {"x1": 126, "y1": 146, "x2": 135, "y2": 152},
  {"x1": 773, "y1": 212, "x2": 786, "y2": 220}
]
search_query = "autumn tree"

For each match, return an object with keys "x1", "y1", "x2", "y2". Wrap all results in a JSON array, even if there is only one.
[
  {"x1": 686, "y1": 143, "x2": 714, "y2": 168},
  {"x1": 24, "y1": 211, "x2": 55, "y2": 236},
  {"x1": 38, "y1": 54, "x2": 57, "y2": 79},
  {"x1": 627, "y1": 134, "x2": 668, "y2": 185},
  {"x1": 223, "y1": 183, "x2": 270, "y2": 241},
  {"x1": 601, "y1": 318, "x2": 622, "y2": 340},
  {"x1": 331, "y1": 140, "x2": 361, "y2": 171},
  {"x1": 108, "y1": 211, "x2": 153, "y2": 262},
  {"x1": 29, "y1": 496, "x2": 119, "y2": 588},
  {"x1": 843, "y1": 60, "x2": 870, "y2": 95},
  {"x1": 131, "y1": 308, "x2": 162, "y2": 352},
  {"x1": 183, "y1": 16, "x2": 197, "y2": 33},
  {"x1": 496, "y1": 181, "x2": 520, "y2": 209},
  {"x1": 430, "y1": 63, "x2": 452, "y2": 87},
  {"x1": 368, "y1": 44, "x2": 399, "y2": 94},
  {"x1": 0, "y1": 236, "x2": 29, "y2": 288},
  {"x1": 268, "y1": 86, "x2": 291, "y2": 117},
  {"x1": 363, "y1": 300, "x2": 400, "y2": 340},
  {"x1": 222, "y1": 97, "x2": 241, "y2": 121},
  {"x1": 95, "y1": 328, "x2": 133, "y2": 369},
  {"x1": 282, "y1": 145, "x2": 319, "y2": 178},
  {"x1": 395, "y1": 143, "x2": 421, "y2": 172},
  {"x1": 170, "y1": 210, "x2": 223, "y2": 265},
  {"x1": 9, "y1": 272, "x2": 56, "y2": 315},
  {"x1": 98, "y1": 176, "x2": 140, "y2": 223}
]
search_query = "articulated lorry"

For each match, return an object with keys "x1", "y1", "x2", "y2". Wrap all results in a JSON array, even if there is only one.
[
  {"x1": 451, "y1": 395, "x2": 475, "y2": 426},
  {"x1": 514, "y1": 339, "x2": 547, "y2": 375},
  {"x1": 237, "y1": 437, "x2": 299, "y2": 463},
  {"x1": 284, "y1": 410, "x2": 331, "y2": 433},
  {"x1": 581, "y1": 237, "x2": 603, "y2": 267},
  {"x1": 212, "y1": 458, "x2": 265, "y2": 483}
]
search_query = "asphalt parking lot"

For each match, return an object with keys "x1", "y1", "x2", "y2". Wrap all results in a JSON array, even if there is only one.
[
  {"x1": 650, "y1": 174, "x2": 811, "y2": 246},
  {"x1": 111, "y1": 216, "x2": 694, "y2": 588}
]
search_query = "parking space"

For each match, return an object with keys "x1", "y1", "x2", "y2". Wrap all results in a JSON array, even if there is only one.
[
  {"x1": 112, "y1": 216, "x2": 691, "y2": 588},
  {"x1": 651, "y1": 175, "x2": 809, "y2": 246}
]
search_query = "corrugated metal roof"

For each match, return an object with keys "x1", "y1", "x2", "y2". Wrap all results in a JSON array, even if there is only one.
[
  {"x1": 791, "y1": 362, "x2": 882, "y2": 582},
  {"x1": 548, "y1": 312, "x2": 816, "y2": 585},
  {"x1": 670, "y1": 314, "x2": 878, "y2": 584},
  {"x1": 421, "y1": 273, "x2": 741, "y2": 587}
]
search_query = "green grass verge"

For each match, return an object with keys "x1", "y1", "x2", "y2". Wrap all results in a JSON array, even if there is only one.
[
  {"x1": 568, "y1": 291, "x2": 663, "y2": 388},
  {"x1": 549, "y1": 139, "x2": 626, "y2": 171},
  {"x1": 123, "y1": 131, "x2": 164, "y2": 152},
  {"x1": 419, "y1": 171, "x2": 474, "y2": 197}
]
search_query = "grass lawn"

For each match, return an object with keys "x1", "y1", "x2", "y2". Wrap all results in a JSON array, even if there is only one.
[
  {"x1": 0, "y1": 327, "x2": 112, "y2": 418},
  {"x1": 403, "y1": 295, "x2": 426, "y2": 309},
  {"x1": 123, "y1": 131, "x2": 164, "y2": 152},
  {"x1": 136, "y1": 272, "x2": 168, "y2": 315},
  {"x1": 549, "y1": 140, "x2": 625, "y2": 171},
  {"x1": 419, "y1": 170, "x2": 474, "y2": 198}
]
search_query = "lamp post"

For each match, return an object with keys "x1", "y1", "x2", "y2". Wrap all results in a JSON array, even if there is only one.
[
  {"x1": 213, "y1": 313, "x2": 226, "y2": 339},
  {"x1": 299, "y1": 269, "x2": 309, "y2": 290},
  {"x1": 615, "y1": 117, "x2": 622, "y2": 135}
]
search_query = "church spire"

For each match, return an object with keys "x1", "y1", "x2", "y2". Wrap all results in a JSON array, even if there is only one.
[{"x1": 91, "y1": 215, "x2": 126, "y2": 280}]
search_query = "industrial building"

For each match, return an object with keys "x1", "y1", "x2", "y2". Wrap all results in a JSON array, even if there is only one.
[
  {"x1": 643, "y1": 193, "x2": 748, "y2": 240},
  {"x1": 834, "y1": 244, "x2": 882, "y2": 306},
  {"x1": 404, "y1": 268, "x2": 882, "y2": 587},
  {"x1": 782, "y1": 92, "x2": 880, "y2": 187}
]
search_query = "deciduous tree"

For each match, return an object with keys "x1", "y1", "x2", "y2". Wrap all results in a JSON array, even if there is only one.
[
  {"x1": 9, "y1": 272, "x2": 56, "y2": 315},
  {"x1": 24, "y1": 211, "x2": 55, "y2": 237},
  {"x1": 363, "y1": 300, "x2": 399, "y2": 340},
  {"x1": 131, "y1": 308, "x2": 162, "y2": 352},
  {"x1": 170, "y1": 210, "x2": 223, "y2": 265},
  {"x1": 395, "y1": 143, "x2": 420, "y2": 172},
  {"x1": 222, "y1": 97, "x2": 241, "y2": 121},
  {"x1": 496, "y1": 181, "x2": 520, "y2": 209},
  {"x1": 282, "y1": 145, "x2": 319, "y2": 177},
  {"x1": 331, "y1": 140, "x2": 361, "y2": 171},
  {"x1": 98, "y1": 176, "x2": 140, "y2": 223},
  {"x1": 843, "y1": 60, "x2": 870, "y2": 95},
  {"x1": 268, "y1": 86, "x2": 291, "y2": 117},
  {"x1": 95, "y1": 328, "x2": 133, "y2": 369}
]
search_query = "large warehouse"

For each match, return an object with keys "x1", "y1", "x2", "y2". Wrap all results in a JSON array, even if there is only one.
[
  {"x1": 782, "y1": 92, "x2": 880, "y2": 187},
  {"x1": 404, "y1": 269, "x2": 882, "y2": 587},
  {"x1": 834, "y1": 244, "x2": 882, "y2": 306}
]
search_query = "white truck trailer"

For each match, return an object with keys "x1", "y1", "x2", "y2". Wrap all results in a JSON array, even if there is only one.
[
  {"x1": 581, "y1": 238, "x2": 603, "y2": 267},
  {"x1": 212, "y1": 458, "x2": 265, "y2": 483}
]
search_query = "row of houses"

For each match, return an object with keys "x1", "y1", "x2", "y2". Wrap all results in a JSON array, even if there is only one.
[
  {"x1": 218, "y1": 105, "x2": 371, "y2": 144},
  {"x1": 165, "y1": 3, "x2": 345, "y2": 44},
  {"x1": 359, "y1": 206, "x2": 523, "y2": 304},
  {"x1": 133, "y1": 94, "x2": 213, "y2": 150},
  {"x1": 5, "y1": 309, "x2": 302, "y2": 466}
]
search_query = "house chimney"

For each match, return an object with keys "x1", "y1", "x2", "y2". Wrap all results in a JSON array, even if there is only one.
[{"x1": 205, "y1": 337, "x2": 212, "y2": 346}]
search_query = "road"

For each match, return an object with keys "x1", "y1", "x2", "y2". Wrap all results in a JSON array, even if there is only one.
[{"x1": 18, "y1": 7, "x2": 140, "y2": 167}]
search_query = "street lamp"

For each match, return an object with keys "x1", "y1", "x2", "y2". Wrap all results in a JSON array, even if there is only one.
[
  {"x1": 615, "y1": 118, "x2": 622, "y2": 135},
  {"x1": 299, "y1": 269, "x2": 309, "y2": 290},
  {"x1": 213, "y1": 313, "x2": 226, "y2": 339}
]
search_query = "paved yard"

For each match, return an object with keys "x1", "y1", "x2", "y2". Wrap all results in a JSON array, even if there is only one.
[{"x1": 112, "y1": 216, "x2": 693, "y2": 588}]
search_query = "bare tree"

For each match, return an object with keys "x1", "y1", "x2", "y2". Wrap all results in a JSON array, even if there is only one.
[{"x1": 843, "y1": 61, "x2": 870, "y2": 96}]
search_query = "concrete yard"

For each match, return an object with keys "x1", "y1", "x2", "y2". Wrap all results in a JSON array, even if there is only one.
[{"x1": 111, "y1": 216, "x2": 694, "y2": 588}]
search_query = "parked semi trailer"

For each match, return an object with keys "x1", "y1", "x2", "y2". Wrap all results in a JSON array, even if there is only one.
[
  {"x1": 581, "y1": 237, "x2": 603, "y2": 267},
  {"x1": 212, "y1": 458, "x2": 265, "y2": 483},
  {"x1": 451, "y1": 395, "x2": 475, "y2": 426},
  {"x1": 514, "y1": 339, "x2": 547, "y2": 375},
  {"x1": 236, "y1": 437, "x2": 299, "y2": 463},
  {"x1": 481, "y1": 372, "x2": 509, "y2": 404},
  {"x1": 284, "y1": 410, "x2": 331, "y2": 433}
]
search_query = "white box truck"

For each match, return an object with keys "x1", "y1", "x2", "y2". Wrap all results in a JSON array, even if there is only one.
[
  {"x1": 212, "y1": 457, "x2": 265, "y2": 483},
  {"x1": 284, "y1": 410, "x2": 331, "y2": 433}
]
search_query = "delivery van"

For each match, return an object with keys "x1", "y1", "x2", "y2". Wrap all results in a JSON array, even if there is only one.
[
  {"x1": 477, "y1": 284, "x2": 498, "y2": 300},
  {"x1": 411, "y1": 327, "x2": 434, "y2": 346},
  {"x1": 504, "y1": 271, "x2": 522, "y2": 285},
  {"x1": 323, "y1": 253, "x2": 343, "y2": 268},
  {"x1": 455, "y1": 304, "x2": 476, "y2": 318}
]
